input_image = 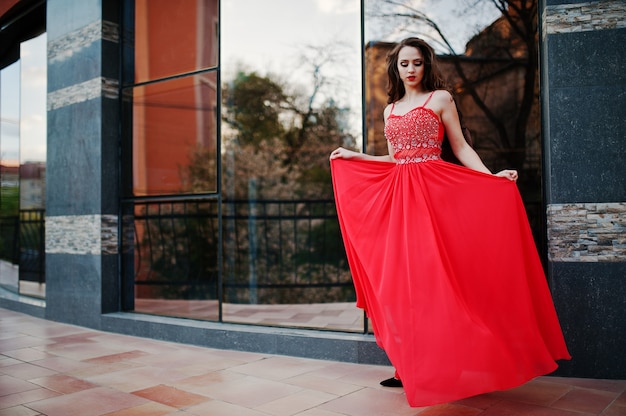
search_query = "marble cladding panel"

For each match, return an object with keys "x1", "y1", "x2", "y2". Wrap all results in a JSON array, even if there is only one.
[
  {"x1": 547, "y1": 202, "x2": 626, "y2": 262},
  {"x1": 47, "y1": 100, "x2": 101, "y2": 215},
  {"x1": 546, "y1": 29, "x2": 625, "y2": 89},
  {"x1": 46, "y1": 0, "x2": 103, "y2": 41},
  {"x1": 550, "y1": 261, "x2": 626, "y2": 378},
  {"x1": 48, "y1": 18, "x2": 119, "y2": 97},
  {"x1": 48, "y1": 77, "x2": 118, "y2": 111},
  {"x1": 101, "y1": 253, "x2": 120, "y2": 314},
  {"x1": 45, "y1": 214, "x2": 118, "y2": 256},
  {"x1": 101, "y1": 97, "x2": 120, "y2": 215},
  {"x1": 45, "y1": 252, "x2": 103, "y2": 328},
  {"x1": 544, "y1": 0, "x2": 626, "y2": 34},
  {"x1": 546, "y1": 85, "x2": 626, "y2": 203},
  {"x1": 546, "y1": 0, "x2": 581, "y2": 5}
]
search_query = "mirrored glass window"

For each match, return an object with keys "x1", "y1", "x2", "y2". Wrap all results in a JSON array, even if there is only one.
[
  {"x1": 0, "y1": 31, "x2": 46, "y2": 299},
  {"x1": 133, "y1": 0, "x2": 218, "y2": 84},
  {"x1": 131, "y1": 199, "x2": 219, "y2": 321},
  {"x1": 129, "y1": 71, "x2": 218, "y2": 196},
  {"x1": 220, "y1": 0, "x2": 364, "y2": 332},
  {"x1": 0, "y1": 61, "x2": 20, "y2": 294}
]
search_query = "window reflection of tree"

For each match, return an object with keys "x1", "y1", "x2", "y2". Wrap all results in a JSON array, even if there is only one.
[{"x1": 218, "y1": 2, "x2": 361, "y2": 307}]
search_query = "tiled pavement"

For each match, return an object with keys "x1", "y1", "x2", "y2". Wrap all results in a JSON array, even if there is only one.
[{"x1": 1, "y1": 308, "x2": 625, "y2": 416}]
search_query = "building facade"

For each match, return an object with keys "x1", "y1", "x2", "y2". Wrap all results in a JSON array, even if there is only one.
[{"x1": 0, "y1": 0, "x2": 624, "y2": 377}]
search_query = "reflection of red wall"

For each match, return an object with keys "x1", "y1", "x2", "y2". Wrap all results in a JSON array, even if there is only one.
[
  {"x1": 134, "y1": 0, "x2": 218, "y2": 196},
  {"x1": 0, "y1": 0, "x2": 22, "y2": 18}
]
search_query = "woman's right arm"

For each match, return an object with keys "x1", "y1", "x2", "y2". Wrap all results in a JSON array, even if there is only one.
[
  {"x1": 329, "y1": 147, "x2": 395, "y2": 162},
  {"x1": 329, "y1": 104, "x2": 396, "y2": 162}
]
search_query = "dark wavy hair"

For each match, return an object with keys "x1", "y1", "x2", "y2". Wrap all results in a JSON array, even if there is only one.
[
  {"x1": 386, "y1": 37, "x2": 447, "y2": 104},
  {"x1": 385, "y1": 38, "x2": 472, "y2": 163}
]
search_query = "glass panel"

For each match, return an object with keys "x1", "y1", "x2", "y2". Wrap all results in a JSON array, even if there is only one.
[
  {"x1": 0, "y1": 61, "x2": 20, "y2": 294},
  {"x1": 363, "y1": 0, "x2": 542, "y2": 331},
  {"x1": 18, "y1": 33, "x2": 47, "y2": 298},
  {"x1": 129, "y1": 71, "x2": 218, "y2": 196},
  {"x1": 221, "y1": 0, "x2": 364, "y2": 331},
  {"x1": 130, "y1": 200, "x2": 219, "y2": 321},
  {"x1": 133, "y1": 0, "x2": 218, "y2": 83}
]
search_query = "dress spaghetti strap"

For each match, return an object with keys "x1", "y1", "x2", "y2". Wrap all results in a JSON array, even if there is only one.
[{"x1": 422, "y1": 90, "x2": 436, "y2": 107}]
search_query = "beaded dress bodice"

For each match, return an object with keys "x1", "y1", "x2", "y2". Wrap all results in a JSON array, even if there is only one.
[{"x1": 385, "y1": 105, "x2": 444, "y2": 164}]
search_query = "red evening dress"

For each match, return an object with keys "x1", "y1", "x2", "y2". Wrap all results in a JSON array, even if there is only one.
[{"x1": 330, "y1": 93, "x2": 570, "y2": 407}]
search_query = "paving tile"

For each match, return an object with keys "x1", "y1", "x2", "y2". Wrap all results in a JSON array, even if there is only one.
[
  {"x1": 99, "y1": 401, "x2": 177, "y2": 416},
  {"x1": 0, "y1": 375, "x2": 39, "y2": 397},
  {"x1": 0, "y1": 357, "x2": 22, "y2": 368},
  {"x1": 614, "y1": 390, "x2": 626, "y2": 406},
  {"x1": 452, "y1": 392, "x2": 504, "y2": 410},
  {"x1": 230, "y1": 356, "x2": 328, "y2": 381},
  {"x1": 184, "y1": 399, "x2": 269, "y2": 416},
  {"x1": 296, "y1": 409, "x2": 346, "y2": 416},
  {"x1": 129, "y1": 348, "x2": 223, "y2": 370},
  {"x1": 284, "y1": 372, "x2": 363, "y2": 396},
  {"x1": 34, "y1": 341, "x2": 125, "y2": 362},
  {"x1": 131, "y1": 384, "x2": 210, "y2": 408},
  {"x1": 0, "y1": 405, "x2": 42, "y2": 416},
  {"x1": 83, "y1": 365, "x2": 191, "y2": 393},
  {"x1": 0, "y1": 363, "x2": 57, "y2": 380},
  {"x1": 65, "y1": 360, "x2": 145, "y2": 379},
  {"x1": 170, "y1": 368, "x2": 247, "y2": 394},
  {"x1": 31, "y1": 356, "x2": 95, "y2": 373},
  {"x1": 336, "y1": 365, "x2": 393, "y2": 389},
  {"x1": 29, "y1": 374, "x2": 99, "y2": 394},
  {"x1": 2, "y1": 349, "x2": 53, "y2": 363},
  {"x1": 254, "y1": 389, "x2": 338, "y2": 416},
  {"x1": 0, "y1": 337, "x2": 50, "y2": 353},
  {"x1": 547, "y1": 376, "x2": 626, "y2": 393},
  {"x1": 0, "y1": 387, "x2": 60, "y2": 409},
  {"x1": 198, "y1": 375, "x2": 303, "y2": 408},
  {"x1": 305, "y1": 362, "x2": 370, "y2": 380},
  {"x1": 489, "y1": 378, "x2": 572, "y2": 407},
  {"x1": 26, "y1": 386, "x2": 148, "y2": 416},
  {"x1": 551, "y1": 387, "x2": 617, "y2": 414},
  {"x1": 418, "y1": 403, "x2": 483, "y2": 415},
  {"x1": 480, "y1": 399, "x2": 595, "y2": 416},
  {"x1": 602, "y1": 401, "x2": 626, "y2": 416},
  {"x1": 82, "y1": 350, "x2": 150, "y2": 365},
  {"x1": 49, "y1": 333, "x2": 98, "y2": 345},
  {"x1": 318, "y1": 387, "x2": 421, "y2": 416}
]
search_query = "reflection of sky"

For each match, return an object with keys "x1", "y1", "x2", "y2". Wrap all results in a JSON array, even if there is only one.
[
  {"x1": 0, "y1": 32, "x2": 47, "y2": 165},
  {"x1": 1, "y1": 62, "x2": 20, "y2": 163},
  {"x1": 20, "y1": 33, "x2": 47, "y2": 163},
  {"x1": 222, "y1": 0, "x2": 363, "y2": 137},
  {"x1": 366, "y1": 0, "x2": 501, "y2": 54}
]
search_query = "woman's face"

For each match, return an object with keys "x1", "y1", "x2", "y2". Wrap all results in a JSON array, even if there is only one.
[{"x1": 397, "y1": 46, "x2": 424, "y2": 88}]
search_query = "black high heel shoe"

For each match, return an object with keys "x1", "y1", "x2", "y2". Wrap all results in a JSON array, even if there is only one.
[{"x1": 380, "y1": 377, "x2": 403, "y2": 387}]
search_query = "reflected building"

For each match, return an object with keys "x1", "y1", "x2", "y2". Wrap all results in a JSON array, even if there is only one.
[{"x1": 0, "y1": 0, "x2": 624, "y2": 379}]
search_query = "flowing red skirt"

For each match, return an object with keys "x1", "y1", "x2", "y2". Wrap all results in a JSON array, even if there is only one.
[{"x1": 331, "y1": 158, "x2": 570, "y2": 407}]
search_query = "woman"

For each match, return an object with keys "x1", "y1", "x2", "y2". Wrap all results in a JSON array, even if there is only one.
[{"x1": 330, "y1": 37, "x2": 570, "y2": 407}]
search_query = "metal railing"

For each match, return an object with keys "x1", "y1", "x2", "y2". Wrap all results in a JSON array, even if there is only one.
[
  {"x1": 126, "y1": 199, "x2": 353, "y2": 305},
  {"x1": 18, "y1": 210, "x2": 46, "y2": 283},
  {"x1": 0, "y1": 210, "x2": 45, "y2": 283}
]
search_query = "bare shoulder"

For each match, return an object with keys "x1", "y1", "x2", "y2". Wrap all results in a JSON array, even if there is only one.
[
  {"x1": 429, "y1": 90, "x2": 456, "y2": 115},
  {"x1": 431, "y1": 89, "x2": 454, "y2": 105},
  {"x1": 383, "y1": 103, "x2": 394, "y2": 121}
]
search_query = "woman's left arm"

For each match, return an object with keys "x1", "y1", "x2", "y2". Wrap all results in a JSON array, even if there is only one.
[{"x1": 437, "y1": 91, "x2": 518, "y2": 181}]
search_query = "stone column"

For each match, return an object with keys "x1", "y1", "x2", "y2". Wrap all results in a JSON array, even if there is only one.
[
  {"x1": 45, "y1": 0, "x2": 120, "y2": 328},
  {"x1": 541, "y1": 0, "x2": 625, "y2": 378}
]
